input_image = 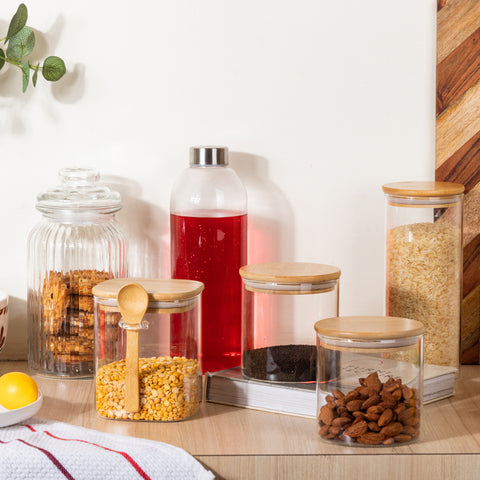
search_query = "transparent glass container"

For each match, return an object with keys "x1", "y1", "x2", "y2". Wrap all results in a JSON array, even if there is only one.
[
  {"x1": 27, "y1": 167, "x2": 127, "y2": 377},
  {"x1": 382, "y1": 181, "x2": 464, "y2": 370},
  {"x1": 171, "y1": 146, "x2": 247, "y2": 373},
  {"x1": 239, "y1": 262, "x2": 340, "y2": 382},
  {"x1": 92, "y1": 278, "x2": 204, "y2": 422},
  {"x1": 315, "y1": 316, "x2": 424, "y2": 447}
]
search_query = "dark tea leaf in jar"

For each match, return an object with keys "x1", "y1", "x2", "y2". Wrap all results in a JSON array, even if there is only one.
[{"x1": 243, "y1": 344, "x2": 316, "y2": 382}]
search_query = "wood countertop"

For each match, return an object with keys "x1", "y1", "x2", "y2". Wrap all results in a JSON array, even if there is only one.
[{"x1": 1, "y1": 362, "x2": 479, "y2": 479}]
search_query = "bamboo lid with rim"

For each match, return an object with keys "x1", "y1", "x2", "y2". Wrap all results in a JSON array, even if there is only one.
[
  {"x1": 314, "y1": 316, "x2": 424, "y2": 340},
  {"x1": 92, "y1": 278, "x2": 204, "y2": 302},
  {"x1": 239, "y1": 262, "x2": 341, "y2": 284},
  {"x1": 382, "y1": 181, "x2": 464, "y2": 197}
]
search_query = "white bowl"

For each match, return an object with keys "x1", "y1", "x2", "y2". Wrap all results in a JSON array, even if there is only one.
[
  {"x1": 0, "y1": 291, "x2": 7, "y2": 353},
  {"x1": 0, "y1": 391, "x2": 43, "y2": 427}
]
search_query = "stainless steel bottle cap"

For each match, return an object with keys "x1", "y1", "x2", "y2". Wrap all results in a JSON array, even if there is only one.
[{"x1": 190, "y1": 146, "x2": 228, "y2": 166}]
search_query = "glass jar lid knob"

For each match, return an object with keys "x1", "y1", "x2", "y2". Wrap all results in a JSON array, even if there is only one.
[{"x1": 36, "y1": 167, "x2": 122, "y2": 215}]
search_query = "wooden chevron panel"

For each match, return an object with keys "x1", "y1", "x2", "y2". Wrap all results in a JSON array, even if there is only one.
[
  {"x1": 437, "y1": 0, "x2": 480, "y2": 364},
  {"x1": 437, "y1": 26, "x2": 480, "y2": 116}
]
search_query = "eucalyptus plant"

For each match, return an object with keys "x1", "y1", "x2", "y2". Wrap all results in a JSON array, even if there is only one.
[{"x1": 0, "y1": 3, "x2": 66, "y2": 92}]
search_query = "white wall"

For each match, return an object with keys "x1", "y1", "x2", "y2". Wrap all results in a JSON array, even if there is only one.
[{"x1": 0, "y1": 0, "x2": 436, "y2": 359}]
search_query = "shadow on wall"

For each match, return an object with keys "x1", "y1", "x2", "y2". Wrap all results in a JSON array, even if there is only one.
[
  {"x1": 0, "y1": 296, "x2": 27, "y2": 360},
  {"x1": 229, "y1": 152, "x2": 294, "y2": 264},
  {"x1": 104, "y1": 175, "x2": 169, "y2": 279}
]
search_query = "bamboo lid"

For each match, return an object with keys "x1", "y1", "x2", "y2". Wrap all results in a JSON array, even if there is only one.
[
  {"x1": 92, "y1": 278, "x2": 204, "y2": 302},
  {"x1": 239, "y1": 262, "x2": 341, "y2": 284},
  {"x1": 314, "y1": 316, "x2": 424, "y2": 340},
  {"x1": 382, "y1": 181, "x2": 464, "y2": 197}
]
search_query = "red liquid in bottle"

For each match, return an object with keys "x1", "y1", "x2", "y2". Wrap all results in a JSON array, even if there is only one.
[{"x1": 171, "y1": 212, "x2": 247, "y2": 372}]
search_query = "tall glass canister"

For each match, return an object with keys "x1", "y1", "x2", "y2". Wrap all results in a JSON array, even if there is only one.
[
  {"x1": 27, "y1": 167, "x2": 127, "y2": 377},
  {"x1": 382, "y1": 181, "x2": 464, "y2": 370}
]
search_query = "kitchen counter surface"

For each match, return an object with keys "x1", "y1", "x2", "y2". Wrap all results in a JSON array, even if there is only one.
[{"x1": 0, "y1": 362, "x2": 479, "y2": 479}]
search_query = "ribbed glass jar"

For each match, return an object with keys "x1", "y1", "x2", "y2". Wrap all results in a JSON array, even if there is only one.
[{"x1": 27, "y1": 167, "x2": 127, "y2": 377}]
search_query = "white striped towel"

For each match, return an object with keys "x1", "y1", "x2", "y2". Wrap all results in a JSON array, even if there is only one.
[{"x1": 0, "y1": 418, "x2": 215, "y2": 480}]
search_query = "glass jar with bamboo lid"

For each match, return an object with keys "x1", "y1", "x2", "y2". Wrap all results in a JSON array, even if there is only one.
[
  {"x1": 382, "y1": 181, "x2": 464, "y2": 370},
  {"x1": 315, "y1": 315, "x2": 424, "y2": 446},
  {"x1": 239, "y1": 262, "x2": 341, "y2": 383},
  {"x1": 92, "y1": 278, "x2": 204, "y2": 422}
]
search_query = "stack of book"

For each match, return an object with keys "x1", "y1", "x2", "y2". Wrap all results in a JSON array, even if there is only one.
[{"x1": 205, "y1": 363, "x2": 457, "y2": 418}]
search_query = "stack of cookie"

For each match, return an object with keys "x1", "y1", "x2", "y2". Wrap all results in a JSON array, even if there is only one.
[{"x1": 42, "y1": 269, "x2": 109, "y2": 374}]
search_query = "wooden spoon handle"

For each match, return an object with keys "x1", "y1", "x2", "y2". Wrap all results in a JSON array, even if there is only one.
[{"x1": 126, "y1": 329, "x2": 140, "y2": 412}]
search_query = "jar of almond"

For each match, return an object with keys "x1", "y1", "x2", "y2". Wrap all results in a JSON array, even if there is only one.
[{"x1": 314, "y1": 316, "x2": 424, "y2": 446}]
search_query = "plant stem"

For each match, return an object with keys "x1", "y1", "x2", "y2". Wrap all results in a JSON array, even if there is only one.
[{"x1": 0, "y1": 54, "x2": 22, "y2": 68}]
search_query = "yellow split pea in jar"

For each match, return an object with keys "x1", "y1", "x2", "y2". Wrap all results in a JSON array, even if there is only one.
[{"x1": 92, "y1": 278, "x2": 203, "y2": 422}]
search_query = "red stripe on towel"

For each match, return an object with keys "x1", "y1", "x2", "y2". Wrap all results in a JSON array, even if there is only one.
[
  {"x1": 0, "y1": 438, "x2": 74, "y2": 480},
  {"x1": 18, "y1": 439, "x2": 75, "y2": 480},
  {"x1": 43, "y1": 431, "x2": 151, "y2": 480}
]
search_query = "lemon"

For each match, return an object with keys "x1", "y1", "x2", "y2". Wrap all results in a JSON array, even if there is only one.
[{"x1": 0, "y1": 372, "x2": 39, "y2": 410}]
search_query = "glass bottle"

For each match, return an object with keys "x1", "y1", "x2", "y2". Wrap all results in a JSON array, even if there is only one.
[
  {"x1": 170, "y1": 146, "x2": 247, "y2": 372},
  {"x1": 27, "y1": 167, "x2": 127, "y2": 377}
]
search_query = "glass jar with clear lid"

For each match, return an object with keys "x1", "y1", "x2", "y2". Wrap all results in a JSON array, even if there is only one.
[
  {"x1": 382, "y1": 181, "x2": 464, "y2": 370},
  {"x1": 315, "y1": 316, "x2": 424, "y2": 446},
  {"x1": 92, "y1": 278, "x2": 204, "y2": 422},
  {"x1": 239, "y1": 262, "x2": 340, "y2": 383},
  {"x1": 27, "y1": 167, "x2": 127, "y2": 377}
]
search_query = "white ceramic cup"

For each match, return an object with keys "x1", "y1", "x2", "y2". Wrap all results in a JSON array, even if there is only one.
[{"x1": 0, "y1": 291, "x2": 8, "y2": 353}]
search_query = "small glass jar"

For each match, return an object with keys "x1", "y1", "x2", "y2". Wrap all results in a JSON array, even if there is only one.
[
  {"x1": 315, "y1": 316, "x2": 424, "y2": 447},
  {"x1": 27, "y1": 167, "x2": 127, "y2": 377},
  {"x1": 92, "y1": 278, "x2": 204, "y2": 422},
  {"x1": 239, "y1": 262, "x2": 340, "y2": 382},
  {"x1": 382, "y1": 181, "x2": 464, "y2": 369}
]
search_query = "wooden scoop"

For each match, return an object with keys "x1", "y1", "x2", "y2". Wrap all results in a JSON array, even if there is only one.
[{"x1": 117, "y1": 282, "x2": 149, "y2": 413}]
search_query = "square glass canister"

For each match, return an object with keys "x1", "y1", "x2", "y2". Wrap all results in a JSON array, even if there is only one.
[
  {"x1": 315, "y1": 316, "x2": 424, "y2": 446},
  {"x1": 92, "y1": 278, "x2": 203, "y2": 422}
]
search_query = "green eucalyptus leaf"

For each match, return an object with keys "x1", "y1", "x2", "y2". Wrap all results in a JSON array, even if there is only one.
[
  {"x1": 6, "y1": 3, "x2": 28, "y2": 42},
  {"x1": 0, "y1": 49, "x2": 5, "y2": 71},
  {"x1": 42, "y1": 56, "x2": 66, "y2": 81},
  {"x1": 21, "y1": 60, "x2": 30, "y2": 92},
  {"x1": 32, "y1": 63, "x2": 40, "y2": 87},
  {"x1": 6, "y1": 26, "x2": 35, "y2": 60}
]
